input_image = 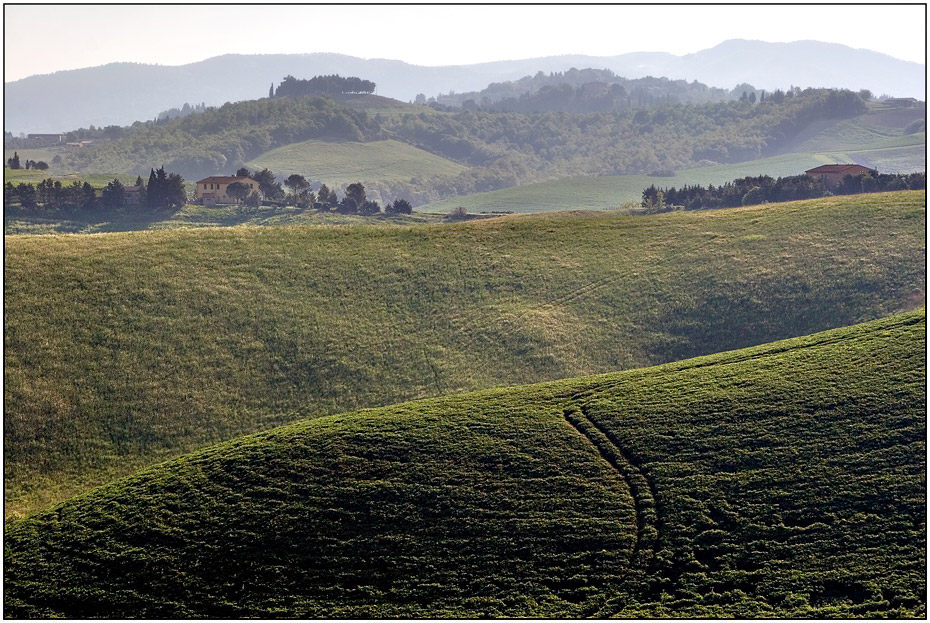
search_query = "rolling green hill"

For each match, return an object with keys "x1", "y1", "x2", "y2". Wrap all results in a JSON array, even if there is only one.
[
  {"x1": 4, "y1": 191, "x2": 924, "y2": 519},
  {"x1": 5, "y1": 311, "x2": 925, "y2": 618},
  {"x1": 245, "y1": 138, "x2": 468, "y2": 186},
  {"x1": 420, "y1": 152, "x2": 847, "y2": 213}
]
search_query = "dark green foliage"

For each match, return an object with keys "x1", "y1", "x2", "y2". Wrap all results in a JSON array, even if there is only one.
[
  {"x1": 316, "y1": 183, "x2": 338, "y2": 210},
  {"x1": 386, "y1": 198, "x2": 413, "y2": 215},
  {"x1": 4, "y1": 312, "x2": 925, "y2": 618},
  {"x1": 336, "y1": 195, "x2": 358, "y2": 214},
  {"x1": 345, "y1": 181, "x2": 366, "y2": 206},
  {"x1": 7, "y1": 150, "x2": 21, "y2": 169},
  {"x1": 225, "y1": 181, "x2": 251, "y2": 204},
  {"x1": 252, "y1": 167, "x2": 283, "y2": 199},
  {"x1": 274, "y1": 74, "x2": 376, "y2": 98},
  {"x1": 284, "y1": 173, "x2": 309, "y2": 197},
  {"x1": 13, "y1": 181, "x2": 36, "y2": 208},
  {"x1": 100, "y1": 178, "x2": 125, "y2": 209},
  {"x1": 643, "y1": 171, "x2": 928, "y2": 211},
  {"x1": 359, "y1": 199, "x2": 381, "y2": 215},
  {"x1": 145, "y1": 166, "x2": 186, "y2": 211}
]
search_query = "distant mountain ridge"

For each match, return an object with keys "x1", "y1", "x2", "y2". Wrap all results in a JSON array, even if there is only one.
[{"x1": 4, "y1": 39, "x2": 924, "y2": 133}]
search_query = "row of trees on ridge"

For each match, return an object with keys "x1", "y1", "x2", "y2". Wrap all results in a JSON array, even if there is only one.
[
  {"x1": 641, "y1": 171, "x2": 927, "y2": 212},
  {"x1": 5, "y1": 166, "x2": 187, "y2": 214},
  {"x1": 272, "y1": 75, "x2": 376, "y2": 98},
  {"x1": 6, "y1": 151, "x2": 49, "y2": 170}
]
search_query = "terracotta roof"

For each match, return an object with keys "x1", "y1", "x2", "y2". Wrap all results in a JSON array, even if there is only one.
[
  {"x1": 805, "y1": 164, "x2": 873, "y2": 175},
  {"x1": 196, "y1": 176, "x2": 254, "y2": 184}
]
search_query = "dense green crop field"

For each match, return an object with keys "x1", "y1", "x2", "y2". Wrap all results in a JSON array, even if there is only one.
[
  {"x1": 245, "y1": 138, "x2": 468, "y2": 185},
  {"x1": 5, "y1": 311, "x2": 925, "y2": 618},
  {"x1": 4, "y1": 191, "x2": 925, "y2": 518}
]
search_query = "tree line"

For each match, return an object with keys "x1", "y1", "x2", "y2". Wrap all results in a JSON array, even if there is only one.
[
  {"x1": 641, "y1": 171, "x2": 927, "y2": 213},
  {"x1": 233, "y1": 166, "x2": 412, "y2": 215},
  {"x1": 5, "y1": 166, "x2": 187, "y2": 215},
  {"x1": 272, "y1": 75, "x2": 376, "y2": 98},
  {"x1": 6, "y1": 151, "x2": 49, "y2": 170}
]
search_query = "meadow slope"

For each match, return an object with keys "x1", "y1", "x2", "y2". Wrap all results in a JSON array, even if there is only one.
[
  {"x1": 5, "y1": 311, "x2": 925, "y2": 618},
  {"x1": 4, "y1": 191, "x2": 925, "y2": 517}
]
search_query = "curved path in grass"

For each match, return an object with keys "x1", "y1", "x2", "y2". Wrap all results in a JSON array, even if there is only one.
[{"x1": 564, "y1": 407, "x2": 658, "y2": 571}]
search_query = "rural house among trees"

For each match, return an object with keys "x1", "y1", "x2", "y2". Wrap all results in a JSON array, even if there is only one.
[
  {"x1": 805, "y1": 164, "x2": 876, "y2": 188},
  {"x1": 195, "y1": 175, "x2": 263, "y2": 205}
]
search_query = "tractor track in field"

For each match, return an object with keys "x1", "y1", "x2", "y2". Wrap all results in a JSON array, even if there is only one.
[{"x1": 563, "y1": 406, "x2": 658, "y2": 573}]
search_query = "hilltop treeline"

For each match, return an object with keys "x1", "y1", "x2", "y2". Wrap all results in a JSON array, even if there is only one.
[
  {"x1": 273, "y1": 74, "x2": 376, "y2": 98},
  {"x1": 58, "y1": 96, "x2": 384, "y2": 180},
  {"x1": 642, "y1": 171, "x2": 928, "y2": 212},
  {"x1": 428, "y1": 69, "x2": 751, "y2": 113},
  {"x1": 4, "y1": 166, "x2": 188, "y2": 215},
  {"x1": 371, "y1": 87, "x2": 869, "y2": 203},
  {"x1": 50, "y1": 87, "x2": 868, "y2": 204}
]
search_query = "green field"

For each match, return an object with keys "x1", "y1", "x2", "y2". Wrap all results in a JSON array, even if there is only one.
[
  {"x1": 245, "y1": 138, "x2": 468, "y2": 186},
  {"x1": 3, "y1": 169, "x2": 138, "y2": 187},
  {"x1": 795, "y1": 104, "x2": 925, "y2": 152},
  {"x1": 4, "y1": 202, "x2": 448, "y2": 235},
  {"x1": 5, "y1": 311, "x2": 925, "y2": 618},
  {"x1": 4, "y1": 191, "x2": 924, "y2": 518}
]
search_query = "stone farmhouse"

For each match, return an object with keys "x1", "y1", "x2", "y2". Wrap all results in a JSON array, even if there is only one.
[
  {"x1": 805, "y1": 164, "x2": 876, "y2": 188},
  {"x1": 195, "y1": 176, "x2": 263, "y2": 205}
]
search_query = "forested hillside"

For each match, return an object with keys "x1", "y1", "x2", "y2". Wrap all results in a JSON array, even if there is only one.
[
  {"x1": 48, "y1": 87, "x2": 869, "y2": 205},
  {"x1": 5, "y1": 311, "x2": 925, "y2": 618},
  {"x1": 58, "y1": 96, "x2": 386, "y2": 180},
  {"x1": 4, "y1": 191, "x2": 924, "y2": 518},
  {"x1": 429, "y1": 68, "x2": 748, "y2": 112}
]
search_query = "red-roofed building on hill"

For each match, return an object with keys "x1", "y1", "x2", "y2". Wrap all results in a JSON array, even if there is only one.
[
  {"x1": 805, "y1": 164, "x2": 876, "y2": 188},
  {"x1": 195, "y1": 176, "x2": 263, "y2": 205}
]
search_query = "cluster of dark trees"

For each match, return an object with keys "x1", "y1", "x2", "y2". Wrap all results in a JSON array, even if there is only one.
[
  {"x1": 144, "y1": 166, "x2": 187, "y2": 210},
  {"x1": 223, "y1": 167, "x2": 411, "y2": 215},
  {"x1": 272, "y1": 75, "x2": 376, "y2": 98},
  {"x1": 6, "y1": 152, "x2": 49, "y2": 170},
  {"x1": 5, "y1": 179, "x2": 97, "y2": 212},
  {"x1": 5, "y1": 166, "x2": 188, "y2": 215},
  {"x1": 641, "y1": 171, "x2": 927, "y2": 212},
  {"x1": 277, "y1": 173, "x2": 412, "y2": 215}
]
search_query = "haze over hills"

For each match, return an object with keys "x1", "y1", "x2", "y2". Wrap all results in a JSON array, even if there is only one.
[{"x1": 4, "y1": 39, "x2": 924, "y2": 133}]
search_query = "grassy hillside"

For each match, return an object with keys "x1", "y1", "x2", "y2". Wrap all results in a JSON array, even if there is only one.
[
  {"x1": 245, "y1": 138, "x2": 468, "y2": 186},
  {"x1": 795, "y1": 104, "x2": 924, "y2": 152},
  {"x1": 4, "y1": 191, "x2": 925, "y2": 518},
  {"x1": 3, "y1": 169, "x2": 138, "y2": 188},
  {"x1": 4, "y1": 202, "x2": 448, "y2": 235},
  {"x1": 418, "y1": 152, "x2": 874, "y2": 213},
  {"x1": 5, "y1": 311, "x2": 925, "y2": 618}
]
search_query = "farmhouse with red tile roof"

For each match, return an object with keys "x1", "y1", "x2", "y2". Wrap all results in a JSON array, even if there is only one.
[
  {"x1": 195, "y1": 176, "x2": 263, "y2": 205},
  {"x1": 805, "y1": 164, "x2": 876, "y2": 188}
]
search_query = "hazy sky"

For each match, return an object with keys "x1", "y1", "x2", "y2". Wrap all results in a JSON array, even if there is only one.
[{"x1": 4, "y1": 4, "x2": 926, "y2": 82}]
